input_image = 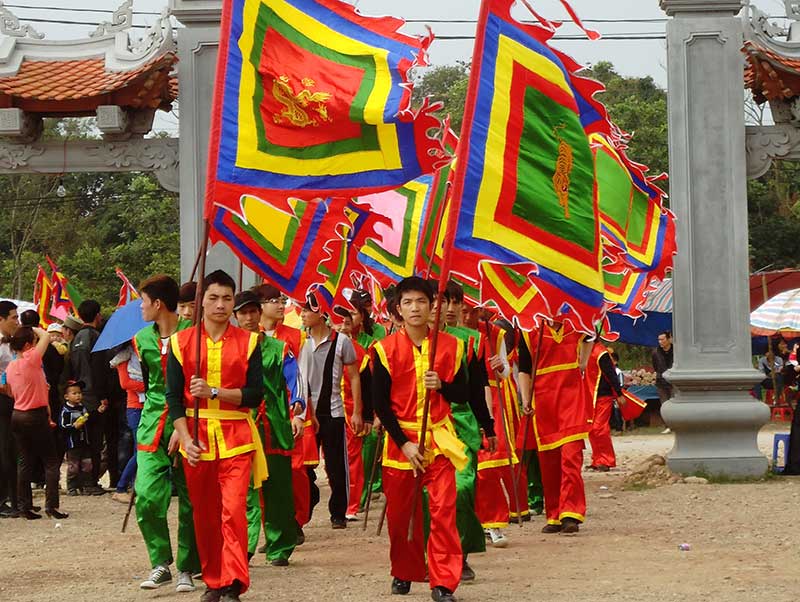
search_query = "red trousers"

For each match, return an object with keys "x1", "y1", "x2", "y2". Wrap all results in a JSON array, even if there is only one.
[
  {"x1": 346, "y1": 428, "x2": 364, "y2": 516},
  {"x1": 291, "y1": 446, "x2": 310, "y2": 526},
  {"x1": 538, "y1": 440, "x2": 586, "y2": 525},
  {"x1": 588, "y1": 395, "x2": 616, "y2": 468},
  {"x1": 183, "y1": 452, "x2": 253, "y2": 592},
  {"x1": 383, "y1": 456, "x2": 462, "y2": 593},
  {"x1": 475, "y1": 462, "x2": 529, "y2": 527}
]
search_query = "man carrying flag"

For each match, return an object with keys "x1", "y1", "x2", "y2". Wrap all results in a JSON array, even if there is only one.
[
  {"x1": 518, "y1": 320, "x2": 593, "y2": 534},
  {"x1": 166, "y1": 270, "x2": 266, "y2": 602},
  {"x1": 372, "y1": 277, "x2": 468, "y2": 602}
]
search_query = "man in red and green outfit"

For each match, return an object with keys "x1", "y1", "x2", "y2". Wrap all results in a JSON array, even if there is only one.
[
  {"x1": 518, "y1": 320, "x2": 594, "y2": 535},
  {"x1": 439, "y1": 281, "x2": 496, "y2": 581},
  {"x1": 372, "y1": 277, "x2": 469, "y2": 602},
  {"x1": 234, "y1": 290, "x2": 304, "y2": 566},
  {"x1": 255, "y1": 284, "x2": 315, "y2": 541},
  {"x1": 133, "y1": 275, "x2": 199, "y2": 593},
  {"x1": 167, "y1": 270, "x2": 267, "y2": 602}
]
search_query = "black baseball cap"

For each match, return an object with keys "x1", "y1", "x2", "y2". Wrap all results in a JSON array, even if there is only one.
[{"x1": 233, "y1": 290, "x2": 262, "y2": 312}]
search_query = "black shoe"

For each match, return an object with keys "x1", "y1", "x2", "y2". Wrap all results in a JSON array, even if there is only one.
[
  {"x1": 219, "y1": 581, "x2": 241, "y2": 602},
  {"x1": 67, "y1": 489, "x2": 80, "y2": 497},
  {"x1": 391, "y1": 578, "x2": 411, "y2": 595},
  {"x1": 257, "y1": 543, "x2": 267, "y2": 554},
  {"x1": 509, "y1": 513, "x2": 531, "y2": 524},
  {"x1": 541, "y1": 523, "x2": 562, "y2": 534},
  {"x1": 460, "y1": 558, "x2": 475, "y2": 583},
  {"x1": 45, "y1": 508, "x2": 69, "y2": 519},
  {"x1": 296, "y1": 524, "x2": 305, "y2": 546},
  {"x1": 331, "y1": 518, "x2": 347, "y2": 529},
  {"x1": 270, "y1": 557, "x2": 289, "y2": 567},
  {"x1": 431, "y1": 586, "x2": 457, "y2": 602},
  {"x1": 21, "y1": 509, "x2": 42, "y2": 520},
  {"x1": 200, "y1": 588, "x2": 222, "y2": 602},
  {"x1": 595, "y1": 464, "x2": 610, "y2": 472},
  {"x1": 31, "y1": 505, "x2": 41, "y2": 512},
  {"x1": 247, "y1": 551, "x2": 254, "y2": 562},
  {"x1": 560, "y1": 517, "x2": 580, "y2": 534},
  {"x1": 84, "y1": 484, "x2": 106, "y2": 496},
  {"x1": 0, "y1": 502, "x2": 17, "y2": 518}
]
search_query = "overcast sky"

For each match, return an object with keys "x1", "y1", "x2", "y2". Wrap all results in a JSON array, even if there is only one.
[{"x1": 6, "y1": 0, "x2": 791, "y2": 133}]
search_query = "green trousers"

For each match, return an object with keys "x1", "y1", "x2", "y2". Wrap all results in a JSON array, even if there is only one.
[
  {"x1": 455, "y1": 448, "x2": 486, "y2": 555},
  {"x1": 359, "y1": 430, "x2": 383, "y2": 509},
  {"x1": 134, "y1": 443, "x2": 200, "y2": 572},
  {"x1": 246, "y1": 454, "x2": 297, "y2": 562},
  {"x1": 525, "y1": 450, "x2": 544, "y2": 512}
]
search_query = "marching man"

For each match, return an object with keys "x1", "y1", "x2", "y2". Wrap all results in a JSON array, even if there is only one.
[{"x1": 166, "y1": 270, "x2": 267, "y2": 602}]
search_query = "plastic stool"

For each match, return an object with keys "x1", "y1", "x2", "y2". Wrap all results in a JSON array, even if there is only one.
[{"x1": 772, "y1": 433, "x2": 791, "y2": 473}]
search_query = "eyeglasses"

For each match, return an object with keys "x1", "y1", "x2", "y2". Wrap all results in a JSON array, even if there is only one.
[{"x1": 263, "y1": 297, "x2": 288, "y2": 305}]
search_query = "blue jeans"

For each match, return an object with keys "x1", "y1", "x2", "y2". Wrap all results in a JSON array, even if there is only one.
[{"x1": 116, "y1": 408, "x2": 141, "y2": 493}]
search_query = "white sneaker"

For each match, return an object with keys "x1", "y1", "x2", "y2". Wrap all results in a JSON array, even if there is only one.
[
  {"x1": 661, "y1": 428, "x2": 672, "y2": 434},
  {"x1": 140, "y1": 564, "x2": 172, "y2": 589},
  {"x1": 487, "y1": 528, "x2": 508, "y2": 548},
  {"x1": 175, "y1": 571, "x2": 196, "y2": 593},
  {"x1": 345, "y1": 513, "x2": 359, "y2": 521}
]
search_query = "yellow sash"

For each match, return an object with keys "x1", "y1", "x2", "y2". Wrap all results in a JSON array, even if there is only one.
[
  {"x1": 397, "y1": 416, "x2": 469, "y2": 472},
  {"x1": 185, "y1": 408, "x2": 269, "y2": 487}
]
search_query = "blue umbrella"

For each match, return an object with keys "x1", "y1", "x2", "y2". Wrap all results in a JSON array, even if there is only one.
[{"x1": 92, "y1": 299, "x2": 151, "y2": 352}]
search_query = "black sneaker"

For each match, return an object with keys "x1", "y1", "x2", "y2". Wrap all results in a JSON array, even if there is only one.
[
  {"x1": 541, "y1": 523, "x2": 562, "y2": 534},
  {"x1": 431, "y1": 586, "x2": 457, "y2": 602},
  {"x1": 331, "y1": 518, "x2": 347, "y2": 529},
  {"x1": 270, "y1": 558, "x2": 289, "y2": 567},
  {"x1": 67, "y1": 489, "x2": 80, "y2": 497},
  {"x1": 391, "y1": 578, "x2": 411, "y2": 595},
  {"x1": 257, "y1": 543, "x2": 267, "y2": 554},
  {"x1": 0, "y1": 503, "x2": 17, "y2": 518},
  {"x1": 460, "y1": 558, "x2": 475, "y2": 583}
]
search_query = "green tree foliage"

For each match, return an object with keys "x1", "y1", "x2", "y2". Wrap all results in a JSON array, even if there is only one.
[
  {"x1": 413, "y1": 62, "x2": 470, "y2": 132},
  {"x1": 0, "y1": 119, "x2": 179, "y2": 312}
]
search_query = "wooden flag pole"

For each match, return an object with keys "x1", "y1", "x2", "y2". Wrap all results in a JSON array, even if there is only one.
[
  {"x1": 191, "y1": 220, "x2": 210, "y2": 445},
  {"x1": 422, "y1": 179, "x2": 451, "y2": 279},
  {"x1": 482, "y1": 318, "x2": 523, "y2": 528},
  {"x1": 519, "y1": 325, "x2": 544, "y2": 491}
]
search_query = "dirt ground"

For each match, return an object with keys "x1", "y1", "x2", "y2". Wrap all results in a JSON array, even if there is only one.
[{"x1": 1, "y1": 424, "x2": 798, "y2": 602}]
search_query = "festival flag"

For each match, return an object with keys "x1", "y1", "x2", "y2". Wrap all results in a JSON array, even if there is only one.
[
  {"x1": 209, "y1": 196, "x2": 347, "y2": 300},
  {"x1": 46, "y1": 256, "x2": 82, "y2": 319},
  {"x1": 592, "y1": 133, "x2": 675, "y2": 280},
  {"x1": 33, "y1": 266, "x2": 53, "y2": 326},
  {"x1": 115, "y1": 268, "x2": 139, "y2": 307},
  {"x1": 311, "y1": 201, "x2": 388, "y2": 314},
  {"x1": 205, "y1": 0, "x2": 448, "y2": 216},
  {"x1": 355, "y1": 174, "x2": 434, "y2": 288},
  {"x1": 442, "y1": 0, "x2": 611, "y2": 332}
]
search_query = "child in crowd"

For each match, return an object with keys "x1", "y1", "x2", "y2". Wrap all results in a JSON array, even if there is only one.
[{"x1": 59, "y1": 380, "x2": 92, "y2": 496}]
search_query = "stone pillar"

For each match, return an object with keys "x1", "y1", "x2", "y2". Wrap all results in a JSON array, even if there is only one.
[
  {"x1": 171, "y1": 0, "x2": 253, "y2": 285},
  {"x1": 659, "y1": 0, "x2": 769, "y2": 477}
]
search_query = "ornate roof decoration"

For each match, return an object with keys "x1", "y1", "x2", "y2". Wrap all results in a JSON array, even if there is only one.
[
  {"x1": 744, "y1": 1, "x2": 800, "y2": 104},
  {"x1": 0, "y1": 1, "x2": 177, "y2": 115}
]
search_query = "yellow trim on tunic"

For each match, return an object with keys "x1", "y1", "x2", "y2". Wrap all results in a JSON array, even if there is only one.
[
  {"x1": 536, "y1": 431, "x2": 589, "y2": 452},
  {"x1": 382, "y1": 416, "x2": 468, "y2": 472},
  {"x1": 559, "y1": 511, "x2": 585, "y2": 523},
  {"x1": 185, "y1": 408, "x2": 269, "y2": 487}
]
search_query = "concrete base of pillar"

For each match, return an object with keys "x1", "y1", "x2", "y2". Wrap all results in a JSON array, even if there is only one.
[{"x1": 662, "y1": 384, "x2": 771, "y2": 478}]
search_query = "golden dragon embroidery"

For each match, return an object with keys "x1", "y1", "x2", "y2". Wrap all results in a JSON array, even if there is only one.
[
  {"x1": 272, "y1": 75, "x2": 333, "y2": 128},
  {"x1": 552, "y1": 123, "x2": 573, "y2": 219}
]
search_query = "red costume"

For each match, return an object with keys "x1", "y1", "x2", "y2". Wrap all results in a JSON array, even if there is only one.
[
  {"x1": 344, "y1": 341, "x2": 369, "y2": 517},
  {"x1": 475, "y1": 323, "x2": 528, "y2": 528},
  {"x1": 519, "y1": 325, "x2": 592, "y2": 526},
  {"x1": 372, "y1": 329, "x2": 468, "y2": 594},
  {"x1": 166, "y1": 323, "x2": 266, "y2": 594},
  {"x1": 585, "y1": 344, "x2": 623, "y2": 469}
]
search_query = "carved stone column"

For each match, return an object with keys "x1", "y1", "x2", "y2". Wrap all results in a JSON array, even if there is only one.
[
  {"x1": 660, "y1": 0, "x2": 769, "y2": 476},
  {"x1": 171, "y1": 0, "x2": 251, "y2": 283}
]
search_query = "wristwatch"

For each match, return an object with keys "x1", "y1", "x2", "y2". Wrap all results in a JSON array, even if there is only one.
[{"x1": 210, "y1": 387, "x2": 219, "y2": 400}]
